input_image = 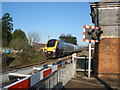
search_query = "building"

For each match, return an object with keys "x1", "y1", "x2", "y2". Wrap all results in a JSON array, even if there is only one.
[
  {"x1": 90, "y1": 0, "x2": 120, "y2": 78},
  {"x1": 34, "y1": 43, "x2": 46, "y2": 52}
]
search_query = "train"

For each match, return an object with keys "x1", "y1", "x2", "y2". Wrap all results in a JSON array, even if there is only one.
[{"x1": 44, "y1": 39, "x2": 82, "y2": 58}]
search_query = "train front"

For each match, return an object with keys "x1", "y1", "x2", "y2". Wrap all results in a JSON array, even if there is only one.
[{"x1": 44, "y1": 39, "x2": 58, "y2": 58}]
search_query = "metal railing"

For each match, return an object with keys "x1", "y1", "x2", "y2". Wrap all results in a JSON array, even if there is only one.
[{"x1": 30, "y1": 61, "x2": 76, "y2": 89}]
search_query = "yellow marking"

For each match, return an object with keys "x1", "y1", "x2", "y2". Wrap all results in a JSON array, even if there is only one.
[{"x1": 44, "y1": 41, "x2": 58, "y2": 52}]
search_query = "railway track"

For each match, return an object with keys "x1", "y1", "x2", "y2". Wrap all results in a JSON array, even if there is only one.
[
  {"x1": 15, "y1": 54, "x2": 72, "y2": 69},
  {"x1": 2, "y1": 53, "x2": 74, "y2": 73},
  {"x1": 2, "y1": 50, "x2": 88, "y2": 74}
]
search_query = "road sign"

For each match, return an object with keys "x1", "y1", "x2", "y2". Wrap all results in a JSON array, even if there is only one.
[
  {"x1": 5, "y1": 49, "x2": 10, "y2": 54},
  {"x1": 83, "y1": 25, "x2": 103, "y2": 42}
]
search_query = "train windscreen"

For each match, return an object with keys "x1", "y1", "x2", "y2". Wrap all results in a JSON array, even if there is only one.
[{"x1": 47, "y1": 40, "x2": 56, "y2": 47}]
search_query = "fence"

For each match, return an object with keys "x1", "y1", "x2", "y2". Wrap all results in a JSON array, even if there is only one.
[
  {"x1": 30, "y1": 61, "x2": 76, "y2": 89},
  {"x1": 2, "y1": 53, "x2": 77, "y2": 89}
]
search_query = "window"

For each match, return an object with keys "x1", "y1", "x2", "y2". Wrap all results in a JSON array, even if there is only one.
[{"x1": 47, "y1": 40, "x2": 56, "y2": 47}]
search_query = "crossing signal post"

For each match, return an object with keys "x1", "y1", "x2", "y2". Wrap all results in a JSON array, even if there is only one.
[{"x1": 83, "y1": 25, "x2": 103, "y2": 78}]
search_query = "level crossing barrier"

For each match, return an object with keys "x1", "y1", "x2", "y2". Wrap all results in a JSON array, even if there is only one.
[{"x1": 2, "y1": 53, "x2": 77, "y2": 89}]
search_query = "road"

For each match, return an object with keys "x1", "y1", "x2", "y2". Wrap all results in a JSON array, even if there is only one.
[{"x1": 0, "y1": 67, "x2": 33, "y2": 87}]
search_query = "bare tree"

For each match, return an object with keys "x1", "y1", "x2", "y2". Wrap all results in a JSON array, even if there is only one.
[{"x1": 27, "y1": 31, "x2": 40, "y2": 46}]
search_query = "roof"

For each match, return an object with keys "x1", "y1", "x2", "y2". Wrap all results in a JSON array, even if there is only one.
[
  {"x1": 90, "y1": 0, "x2": 120, "y2": 8},
  {"x1": 34, "y1": 43, "x2": 46, "y2": 47},
  {"x1": 101, "y1": 0, "x2": 120, "y2": 2}
]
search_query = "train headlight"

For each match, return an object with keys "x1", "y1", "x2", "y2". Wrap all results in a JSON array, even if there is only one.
[
  {"x1": 53, "y1": 49, "x2": 56, "y2": 52},
  {"x1": 44, "y1": 49, "x2": 47, "y2": 52}
]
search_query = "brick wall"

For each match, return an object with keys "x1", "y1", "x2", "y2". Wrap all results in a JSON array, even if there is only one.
[{"x1": 97, "y1": 38, "x2": 120, "y2": 78}]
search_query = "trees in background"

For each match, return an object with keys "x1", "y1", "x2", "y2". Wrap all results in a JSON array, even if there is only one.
[
  {"x1": 12, "y1": 29, "x2": 27, "y2": 39},
  {"x1": 2, "y1": 13, "x2": 13, "y2": 47},
  {"x1": 10, "y1": 29, "x2": 29, "y2": 50},
  {"x1": 2, "y1": 13, "x2": 30, "y2": 51},
  {"x1": 59, "y1": 34, "x2": 77, "y2": 45},
  {"x1": 27, "y1": 31, "x2": 40, "y2": 46},
  {"x1": 1, "y1": 13, "x2": 43, "y2": 66}
]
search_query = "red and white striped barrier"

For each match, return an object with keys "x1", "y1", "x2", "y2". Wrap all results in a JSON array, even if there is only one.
[
  {"x1": 4, "y1": 77, "x2": 31, "y2": 89},
  {"x1": 30, "y1": 71, "x2": 43, "y2": 87},
  {"x1": 3, "y1": 56, "x2": 77, "y2": 89}
]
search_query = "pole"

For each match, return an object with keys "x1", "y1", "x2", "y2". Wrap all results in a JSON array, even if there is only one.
[
  {"x1": 88, "y1": 42, "x2": 92, "y2": 78},
  {"x1": 48, "y1": 35, "x2": 50, "y2": 40}
]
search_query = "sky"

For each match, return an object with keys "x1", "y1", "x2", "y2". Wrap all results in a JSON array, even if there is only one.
[{"x1": 2, "y1": 0, "x2": 100, "y2": 46}]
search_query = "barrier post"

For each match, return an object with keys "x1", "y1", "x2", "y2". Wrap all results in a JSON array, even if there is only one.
[
  {"x1": 88, "y1": 42, "x2": 92, "y2": 78},
  {"x1": 72, "y1": 54, "x2": 74, "y2": 61}
]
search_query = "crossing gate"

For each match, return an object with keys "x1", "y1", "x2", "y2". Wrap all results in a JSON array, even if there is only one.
[{"x1": 2, "y1": 54, "x2": 77, "y2": 89}]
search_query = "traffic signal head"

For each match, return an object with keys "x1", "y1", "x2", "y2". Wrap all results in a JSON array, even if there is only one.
[
  {"x1": 83, "y1": 25, "x2": 103, "y2": 42},
  {"x1": 88, "y1": 29, "x2": 95, "y2": 35},
  {"x1": 92, "y1": 30, "x2": 103, "y2": 40},
  {"x1": 99, "y1": 31, "x2": 103, "y2": 34}
]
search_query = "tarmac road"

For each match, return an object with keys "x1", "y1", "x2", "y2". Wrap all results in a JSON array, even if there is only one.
[{"x1": 0, "y1": 67, "x2": 33, "y2": 87}]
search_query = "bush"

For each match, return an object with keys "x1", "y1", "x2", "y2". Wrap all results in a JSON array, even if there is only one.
[{"x1": 2, "y1": 51, "x2": 46, "y2": 67}]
